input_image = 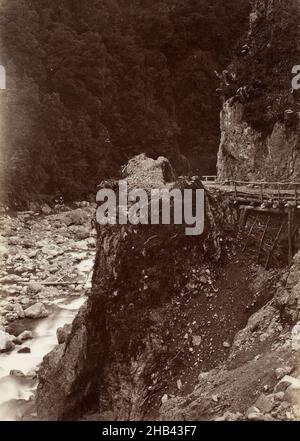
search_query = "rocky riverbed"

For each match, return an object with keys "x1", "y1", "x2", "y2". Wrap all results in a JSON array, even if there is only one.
[{"x1": 0, "y1": 202, "x2": 96, "y2": 420}]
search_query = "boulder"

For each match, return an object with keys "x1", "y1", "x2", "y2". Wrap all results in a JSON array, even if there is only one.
[
  {"x1": 275, "y1": 366, "x2": 293, "y2": 380},
  {"x1": 64, "y1": 209, "x2": 89, "y2": 227},
  {"x1": 0, "y1": 330, "x2": 15, "y2": 352},
  {"x1": 24, "y1": 303, "x2": 49, "y2": 319},
  {"x1": 27, "y1": 281, "x2": 43, "y2": 294},
  {"x1": 254, "y1": 394, "x2": 275, "y2": 413},
  {"x1": 18, "y1": 346, "x2": 31, "y2": 354},
  {"x1": 70, "y1": 226, "x2": 90, "y2": 240},
  {"x1": 41, "y1": 204, "x2": 52, "y2": 215},
  {"x1": 18, "y1": 330, "x2": 33, "y2": 342},
  {"x1": 291, "y1": 322, "x2": 300, "y2": 351},
  {"x1": 10, "y1": 370, "x2": 25, "y2": 377},
  {"x1": 13, "y1": 303, "x2": 25, "y2": 318},
  {"x1": 56, "y1": 323, "x2": 72, "y2": 344}
]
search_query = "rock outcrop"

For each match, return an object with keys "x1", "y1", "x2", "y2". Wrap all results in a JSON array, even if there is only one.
[
  {"x1": 36, "y1": 155, "x2": 236, "y2": 421},
  {"x1": 217, "y1": 0, "x2": 300, "y2": 182},
  {"x1": 160, "y1": 252, "x2": 300, "y2": 421}
]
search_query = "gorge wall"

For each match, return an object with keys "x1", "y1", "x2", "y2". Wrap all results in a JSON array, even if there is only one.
[
  {"x1": 217, "y1": 0, "x2": 300, "y2": 182},
  {"x1": 36, "y1": 155, "x2": 238, "y2": 421},
  {"x1": 35, "y1": 156, "x2": 300, "y2": 421}
]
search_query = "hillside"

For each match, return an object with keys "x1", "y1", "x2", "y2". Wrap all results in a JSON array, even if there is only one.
[{"x1": 0, "y1": 0, "x2": 250, "y2": 206}]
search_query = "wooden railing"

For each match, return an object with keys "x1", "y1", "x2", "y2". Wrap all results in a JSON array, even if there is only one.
[
  {"x1": 201, "y1": 178, "x2": 300, "y2": 206},
  {"x1": 202, "y1": 175, "x2": 218, "y2": 183},
  {"x1": 227, "y1": 180, "x2": 300, "y2": 205}
]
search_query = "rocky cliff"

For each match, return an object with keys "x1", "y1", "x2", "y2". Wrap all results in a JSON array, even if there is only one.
[
  {"x1": 217, "y1": 0, "x2": 300, "y2": 182},
  {"x1": 36, "y1": 155, "x2": 239, "y2": 421},
  {"x1": 35, "y1": 155, "x2": 300, "y2": 421}
]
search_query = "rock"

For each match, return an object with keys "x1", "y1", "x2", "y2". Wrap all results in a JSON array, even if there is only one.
[
  {"x1": 0, "y1": 274, "x2": 22, "y2": 283},
  {"x1": 40, "y1": 286, "x2": 60, "y2": 299},
  {"x1": 24, "y1": 303, "x2": 49, "y2": 319},
  {"x1": 246, "y1": 406, "x2": 260, "y2": 418},
  {"x1": 176, "y1": 379, "x2": 183, "y2": 391},
  {"x1": 36, "y1": 308, "x2": 88, "y2": 421},
  {"x1": 5, "y1": 340, "x2": 15, "y2": 352},
  {"x1": 28, "y1": 202, "x2": 40, "y2": 212},
  {"x1": 282, "y1": 377, "x2": 300, "y2": 405},
  {"x1": 0, "y1": 243, "x2": 8, "y2": 258},
  {"x1": 72, "y1": 226, "x2": 90, "y2": 240},
  {"x1": 192, "y1": 335, "x2": 202, "y2": 346},
  {"x1": 64, "y1": 209, "x2": 89, "y2": 227},
  {"x1": 0, "y1": 330, "x2": 14, "y2": 352},
  {"x1": 56, "y1": 324, "x2": 72, "y2": 344},
  {"x1": 27, "y1": 281, "x2": 43, "y2": 294},
  {"x1": 254, "y1": 394, "x2": 275, "y2": 413},
  {"x1": 275, "y1": 366, "x2": 293, "y2": 380},
  {"x1": 20, "y1": 297, "x2": 30, "y2": 306},
  {"x1": 291, "y1": 322, "x2": 300, "y2": 351},
  {"x1": 13, "y1": 303, "x2": 25, "y2": 318},
  {"x1": 8, "y1": 237, "x2": 19, "y2": 246},
  {"x1": 223, "y1": 341, "x2": 231, "y2": 348},
  {"x1": 18, "y1": 330, "x2": 33, "y2": 342},
  {"x1": 18, "y1": 347, "x2": 31, "y2": 354},
  {"x1": 198, "y1": 372, "x2": 210, "y2": 381},
  {"x1": 5, "y1": 312, "x2": 18, "y2": 322},
  {"x1": 161, "y1": 394, "x2": 169, "y2": 404},
  {"x1": 41, "y1": 204, "x2": 52, "y2": 215},
  {"x1": 10, "y1": 370, "x2": 25, "y2": 377}
]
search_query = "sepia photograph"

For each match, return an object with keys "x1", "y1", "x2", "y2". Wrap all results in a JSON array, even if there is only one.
[{"x1": 0, "y1": 0, "x2": 300, "y2": 431}]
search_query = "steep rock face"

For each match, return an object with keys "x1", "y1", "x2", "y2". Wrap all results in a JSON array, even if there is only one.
[
  {"x1": 217, "y1": 0, "x2": 300, "y2": 182},
  {"x1": 160, "y1": 252, "x2": 300, "y2": 421},
  {"x1": 36, "y1": 155, "x2": 236, "y2": 421},
  {"x1": 218, "y1": 100, "x2": 300, "y2": 181}
]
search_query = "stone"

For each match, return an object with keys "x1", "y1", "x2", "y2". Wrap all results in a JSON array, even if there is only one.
[
  {"x1": 73, "y1": 226, "x2": 90, "y2": 240},
  {"x1": 246, "y1": 406, "x2": 260, "y2": 419},
  {"x1": 27, "y1": 281, "x2": 43, "y2": 294},
  {"x1": 223, "y1": 341, "x2": 231, "y2": 348},
  {"x1": 161, "y1": 394, "x2": 169, "y2": 404},
  {"x1": 56, "y1": 324, "x2": 72, "y2": 344},
  {"x1": 0, "y1": 330, "x2": 14, "y2": 352},
  {"x1": 24, "y1": 303, "x2": 49, "y2": 319},
  {"x1": 5, "y1": 312, "x2": 18, "y2": 322},
  {"x1": 40, "y1": 286, "x2": 60, "y2": 299},
  {"x1": 14, "y1": 303, "x2": 25, "y2": 318},
  {"x1": 41, "y1": 204, "x2": 52, "y2": 215},
  {"x1": 0, "y1": 243, "x2": 8, "y2": 258},
  {"x1": 18, "y1": 347, "x2": 31, "y2": 354},
  {"x1": 254, "y1": 394, "x2": 275, "y2": 413},
  {"x1": 192, "y1": 335, "x2": 202, "y2": 346},
  {"x1": 20, "y1": 297, "x2": 30, "y2": 306},
  {"x1": 283, "y1": 377, "x2": 300, "y2": 405},
  {"x1": 10, "y1": 370, "x2": 25, "y2": 377},
  {"x1": 291, "y1": 322, "x2": 300, "y2": 351},
  {"x1": 275, "y1": 366, "x2": 293, "y2": 380},
  {"x1": 198, "y1": 372, "x2": 210, "y2": 381},
  {"x1": 18, "y1": 330, "x2": 33, "y2": 342},
  {"x1": 64, "y1": 209, "x2": 89, "y2": 227}
]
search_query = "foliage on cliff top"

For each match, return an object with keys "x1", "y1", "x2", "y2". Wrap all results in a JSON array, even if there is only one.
[{"x1": 222, "y1": 0, "x2": 300, "y2": 134}]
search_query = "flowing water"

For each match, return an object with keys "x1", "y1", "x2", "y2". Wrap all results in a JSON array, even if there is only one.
[{"x1": 0, "y1": 255, "x2": 94, "y2": 421}]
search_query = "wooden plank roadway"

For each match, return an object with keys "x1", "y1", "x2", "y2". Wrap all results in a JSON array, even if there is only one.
[{"x1": 202, "y1": 177, "x2": 300, "y2": 206}]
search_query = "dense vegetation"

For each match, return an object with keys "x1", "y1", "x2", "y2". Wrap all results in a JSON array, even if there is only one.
[
  {"x1": 221, "y1": 0, "x2": 300, "y2": 135},
  {"x1": 0, "y1": 0, "x2": 250, "y2": 206}
]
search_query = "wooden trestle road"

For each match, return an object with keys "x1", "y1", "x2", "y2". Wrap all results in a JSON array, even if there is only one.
[{"x1": 202, "y1": 177, "x2": 300, "y2": 268}]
